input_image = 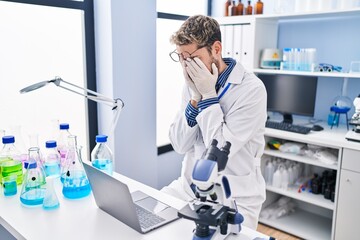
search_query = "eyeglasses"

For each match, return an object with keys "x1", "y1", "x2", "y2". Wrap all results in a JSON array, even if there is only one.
[{"x1": 169, "y1": 46, "x2": 205, "y2": 62}]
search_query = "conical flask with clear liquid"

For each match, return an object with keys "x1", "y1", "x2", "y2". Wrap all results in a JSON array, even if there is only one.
[
  {"x1": 43, "y1": 175, "x2": 60, "y2": 210},
  {"x1": 20, "y1": 147, "x2": 47, "y2": 206},
  {"x1": 61, "y1": 135, "x2": 91, "y2": 199}
]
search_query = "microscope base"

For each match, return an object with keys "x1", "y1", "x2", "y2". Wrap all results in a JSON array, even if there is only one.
[{"x1": 345, "y1": 129, "x2": 360, "y2": 142}]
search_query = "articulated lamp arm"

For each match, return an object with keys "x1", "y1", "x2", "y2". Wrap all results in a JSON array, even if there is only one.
[{"x1": 20, "y1": 76, "x2": 124, "y2": 137}]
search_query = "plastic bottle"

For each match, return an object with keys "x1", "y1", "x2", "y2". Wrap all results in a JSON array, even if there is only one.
[
  {"x1": 20, "y1": 147, "x2": 46, "y2": 206},
  {"x1": 237, "y1": 0, "x2": 244, "y2": 15},
  {"x1": 255, "y1": 0, "x2": 264, "y2": 14},
  {"x1": 0, "y1": 135, "x2": 23, "y2": 185},
  {"x1": 91, "y1": 135, "x2": 113, "y2": 175},
  {"x1": 61, "y1": 135, "x2": 91, "y2": 199},
  {"x1": 57, "y1": 123, "x2": 71, "y2": 165},
  {"x1": 228, "y1": 1, "x2": 237, "y2": 16},
  {"x1": 44, "y1": 140, "x2": 61, "y2": 177},
  {"x1": 264, "y1": 160, "x2": 274, "y2": 186},
  {"x1": 245, "y1": 0, "x2": 253, "y2": 15},
  {"x1": 225, "y1": 0, "x2": 231, "y2": 16}
]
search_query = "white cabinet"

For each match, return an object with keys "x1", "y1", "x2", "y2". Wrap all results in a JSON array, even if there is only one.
[
  {"x1": 217, "y1": 16, "x2": 277, "y2": 70},
  {"x1": 261, "y1": 131, "x2": 340, "y2": 240},
  {"x1": 335, "y1": 148, "x2": 360, "y2": 239}
]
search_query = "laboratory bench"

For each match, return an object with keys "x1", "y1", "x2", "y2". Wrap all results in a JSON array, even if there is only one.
[{"x1": 0, "y1": 168, "x2": 270, "y2": 240}]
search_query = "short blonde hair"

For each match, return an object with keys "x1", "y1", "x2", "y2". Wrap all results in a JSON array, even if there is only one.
[{"x1": 170, "y1": 15, "x2": 221, "y2": 49}]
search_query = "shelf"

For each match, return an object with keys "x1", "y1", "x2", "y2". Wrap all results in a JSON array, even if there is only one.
[
  {"x1": 266, "y1": 185, "x2": 334, "y2": 210},
  {"x1": 253, "y1": 68, "x2": 360, "y2": 79},
  {"x1": 259, "y1": 209, "x2": 332, "y2": 240},
  {"x1": 256, "y1": 7, "x2": 360, "y2": 21},
  {"x1": 263, "y1": 149, "x2": 338, "y2": 170},
  {"x1": 219, "y1": 8, "x2": 360, "y2": 24}
]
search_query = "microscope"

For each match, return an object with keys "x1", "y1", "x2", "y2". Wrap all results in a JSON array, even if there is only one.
[
  {"x1": 178, "y1": 139, "x2": 244, "y2": 240},
  {"x1": 345, "y1": 94, "x2": 360, "y2": 142}
]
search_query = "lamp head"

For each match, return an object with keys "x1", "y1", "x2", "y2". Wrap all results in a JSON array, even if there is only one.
[{"x1": 19, "y1": 77, "x2": 61, "y2": 94}]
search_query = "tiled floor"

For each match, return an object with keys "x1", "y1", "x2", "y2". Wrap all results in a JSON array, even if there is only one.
[{"x1": 257, "y1": 223, "x2": 302, "y2": 240}]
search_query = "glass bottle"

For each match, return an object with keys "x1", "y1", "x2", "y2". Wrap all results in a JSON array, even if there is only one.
[
  {"x1": 8, "y1": 125, "x2": 27, "y2": 163},
  {"x1": 20, "y1": 147, "x2": 47, "y2": 206},
  {"x1": 61, "y1": 135, "x2": 91, "y2": 199},
  {"x1": 237, "y1": 0, "x2": 244, "y2": 15},
  {"x1": 246, "y1": 0, "x2": 253, "y2": 15},
  {"x1": 91, "y1": 135, "x2": 113, "y2": 175},
  {"x1": 44, "y1": 140, "x2": 61, "y2": 177},
  {"x1": 255, "y1": 0, "x2": 264, "y2": 14},
  {"x1": 228, "y1": 1, "x2": 237, "y2": 16},
  {"x1": 43, "y1": 175, "x2": 60, "y2": 210},
  {"x1": 57, "y1": 123, "x2": 71, "y2": 165},
  {"x1": 0, "y1": 135, "x2": 23, "y2": 185},
  {"x1": 225, "y1": 0, "x2": 231, "y2": 16}
]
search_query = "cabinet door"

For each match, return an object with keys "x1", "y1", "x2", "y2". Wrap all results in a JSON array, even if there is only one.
[{"x1": 335, "y1": 169, "x2": 360, "y2": 239}]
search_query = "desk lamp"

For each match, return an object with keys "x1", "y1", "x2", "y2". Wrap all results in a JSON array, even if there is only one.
[{"x1": 19, "y1": 76, "x2": 124, "y2": 153}]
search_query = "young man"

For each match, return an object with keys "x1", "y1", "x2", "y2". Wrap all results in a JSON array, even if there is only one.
[{"x1": 162, "y1": 15, "x2": 267, "y2": 230}]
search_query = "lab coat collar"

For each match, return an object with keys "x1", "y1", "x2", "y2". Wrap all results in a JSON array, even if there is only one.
[{"x1": 225, "y1": 62, "x2": 246, "y2": 85}]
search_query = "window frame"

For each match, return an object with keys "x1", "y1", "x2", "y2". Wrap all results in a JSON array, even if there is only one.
[{"x1": 156, "y1": 0, "x2": 211, "y2": 155}]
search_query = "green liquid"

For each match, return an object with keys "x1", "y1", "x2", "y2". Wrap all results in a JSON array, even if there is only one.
[{"x1": 0, "y1": 158, "x2": 23, "y2": 185}]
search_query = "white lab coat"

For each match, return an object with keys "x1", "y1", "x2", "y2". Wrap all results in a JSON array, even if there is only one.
[{"x1": 162, "y1": 62, "x2": 267, "y2": 230}]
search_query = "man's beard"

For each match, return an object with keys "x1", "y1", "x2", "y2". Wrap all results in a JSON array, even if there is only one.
[{"x1": 211, "y1": 56, "x2": 220, "y2": 74}]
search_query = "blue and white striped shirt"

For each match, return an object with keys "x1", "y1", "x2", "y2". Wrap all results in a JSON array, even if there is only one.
[{"x1": 185, "y1": 58, "x2": 236, "y2": 127}]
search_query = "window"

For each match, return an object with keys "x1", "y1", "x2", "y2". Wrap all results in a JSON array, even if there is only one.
[
  {"x1": 156, "y1": 0, "x2": 208, "y2": 153},
  {"x1": 0, "y1": 0, "x2": 96, "y2": 159}
]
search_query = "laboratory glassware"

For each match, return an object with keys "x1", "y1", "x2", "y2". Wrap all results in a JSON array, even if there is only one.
[
  {"x1": 57, "y1": 123, "x2": 71, "y2": 165},
  {"x1": 236, "y1": 0, "x2": 244, "y2": 15},
  {"x1": 91, "y1": 135, "x2": 113, "y2": 175},
  {"x1": 245, "y1": 0, "x2": 253, "y2": 14},
  {"x1": 225, "y1": 0, "x2": 231, "y2": 16},
  {"x1": 43, "y1": 175, "x2": 60, "y2": 210},
  {"x1": 61, "y1": 135, "x2": 91, "y2": 199},
  {"x1": 44, "y1": 140, "x2": 61, "y2": 177},
  {"x1": 20, "y1": 147, "x2": 46, "y2": 206},
  {"x1": 228, "y1": 1, "x2": 237, "y2": 16},
  {"x1": 0, "y1": 135, "x2": 23, "y2": 185},
  {"x1": 255, "y1": 0, "x2": 263, "y2": 14}
]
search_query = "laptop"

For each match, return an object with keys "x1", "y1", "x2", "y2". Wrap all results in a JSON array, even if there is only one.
[{"x1": 83, "y1": 163, "x2": 179, "y2": 233}]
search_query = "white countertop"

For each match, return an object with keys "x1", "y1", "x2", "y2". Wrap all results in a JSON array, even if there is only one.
[
  {"x1": 265, "y1": 124, "x2": 360, "y2": 151},
  {"x1": 0, "y1": 169, "x2": 269, "y2": 240}
]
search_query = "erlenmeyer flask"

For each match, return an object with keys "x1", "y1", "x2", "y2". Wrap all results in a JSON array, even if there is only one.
[
  {"x1": 20, "y1": 147, "x2": 47, "y2": 206},
  {"x1": 61, "y1": 135, "x2": 91, "y2": 199},
  {"x1": 43, "y1": 175, "x2": 60, "y2": 210}
]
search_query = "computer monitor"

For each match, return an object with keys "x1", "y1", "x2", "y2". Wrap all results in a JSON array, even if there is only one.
[{"x1": 258, "y1": 74, "x2": 318, "y2": 124}]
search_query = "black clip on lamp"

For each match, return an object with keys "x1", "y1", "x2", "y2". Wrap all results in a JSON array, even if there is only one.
[{"x1": 20, "y1": 76, "x2": 124, "y2": 146}]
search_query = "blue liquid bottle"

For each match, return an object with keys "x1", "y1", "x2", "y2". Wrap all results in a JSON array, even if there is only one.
[
  {"x1": 20, "y1": 147, "x2": 46, "y2": 206},
  {"x1": 44, "y1": 140, "x2": 61, "y2": 177},
  {"x1": 61, "y1": 135, "x2": 91, "y2": 199},
  {"x1": 91, "y1": 135, "x2": 113, "y2": 175}
]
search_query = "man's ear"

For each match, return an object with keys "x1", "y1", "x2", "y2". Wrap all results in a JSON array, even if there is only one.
[{"x1": 212, "y1": 41, "x2": 222, "y2": 56}]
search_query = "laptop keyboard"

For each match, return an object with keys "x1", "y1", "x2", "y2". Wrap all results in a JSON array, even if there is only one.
[{"x1": 135, "y1": 205, "x2": 165, "y2": 229}]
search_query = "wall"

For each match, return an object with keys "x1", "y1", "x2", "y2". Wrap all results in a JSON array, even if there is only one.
[
  {"x1": 278, "y1": 16, "x2": 360, "y2": 123},
  {"x1": 94, "y1": 0, "x2": 158, "y2": 188}
]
